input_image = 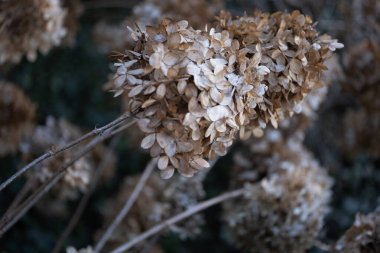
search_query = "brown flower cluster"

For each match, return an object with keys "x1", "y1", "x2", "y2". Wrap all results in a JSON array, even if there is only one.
[
  {"x1": 66, "y1": 246, "x2": 94, "y2": 253},
  {"x1": 223, "y1": 135, "x2": 333, "y2": 253},
  {"x1": 22, "y1": 117, "x2": 115, "y2": 201},
  {"x1": 61, "y1": 0, "x2": 83, "y2": 46},
  {"x1": 99, "y1": 171, "x2": 207, "y2": 251},
  {"x1": 0, "y1": 81, "x2": 36, "y2": 156},
  {"x1": 93, "y1": 0, "x2": 222, "y2": 53},
  {"x1": 0, "y1": 0, "x2": 82, "y2": 64},
  {"x1": 108, "y1": 11, "x2": 342, "y2": 178},
  {"x1": 333, "y1": 208, "x2": 380, "y2": 253},
  {"x1": 340, "y1": 40, "x2": 380, "y2": 159},
  {"x1": 342, "y1": 0, "x2": 380, "y2": 44}
]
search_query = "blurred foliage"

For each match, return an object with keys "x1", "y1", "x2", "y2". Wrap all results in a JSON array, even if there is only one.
[{"x1": 1, "y1": 0, "x2": 380, "y2": 253}]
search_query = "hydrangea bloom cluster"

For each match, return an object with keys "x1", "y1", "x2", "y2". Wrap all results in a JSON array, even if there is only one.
[
  {"x1": 0, "y1": 0, "x2": 67, "y2": 64},
  {"x1": 223, "y1": 136, "x2": 333, "y2": 253},
  {"x1": 61, "y1": 0, "x2": 83, "y2": 46},
  {"x1": 341, "y1": 40, "x2": 380, "y2": 158},
  {"x1": 99, "y1": 171, "x2": 207, "y2": 251},
  {"x1": 0, "y1": 81, "x2": 36, "y2": 156},
  {"x1": 22, "y1": 117, "x2": 115, "y2": 201},
  {"x1": 333, "y1": 208, "x2": 380, "y2": 253},
  {"x1": 93, "y1": 0, "x2": 222, "y2": 53},
  {"x1": 109, "y1": 11, "x2": 342, "y2": 178}
]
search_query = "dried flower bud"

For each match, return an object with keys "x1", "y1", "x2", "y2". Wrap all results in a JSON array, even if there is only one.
[
  {"x1": 109, "y1": 11, "x2": 342, "y2": 178},
  {"x1": 0, "y1": 81, "x2": 35, "y2": 156},
  {"x1": 224, "y1": 139, "x2": 333, "y2": 253},
  {"x1": 333, "y1": 208, "x2": 380, "y2": 253},
  {"x1": 0, "y1": 0, "x2": 68, "y2": 64},
  {"x1": 99, "y1": 171, "x2": 207, "y2": 250}
]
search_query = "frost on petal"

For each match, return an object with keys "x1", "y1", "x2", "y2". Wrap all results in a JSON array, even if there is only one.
[
  {"x1": 256, "y1": 65, "x2": 270, "y2": 75},
  {"x1": 114, "y1": 75, "x2": 126, "y2": 87},
  {"x1": 207, "y1": 105, "x2": 230, "y2": 121},
  {"x1": 190, "y1": 157, "x2": 210, "y2": 170},
  {"x1": 210, "y1": 87, "x2": 223, "y2": 103},
  {"x1": 210, "y1": 58, "x2": 227, "y2": 74},
  {"x1": 156, "y1": 83, "x2": 166, "y2": 99},
  {"x1": 164, "y1": 142, "x2": 176, "y2": 157},
  {"x1": 156, "y1": 132, "x2": 172, "y2": 148},
  {"x1": 177, "y1": 141, "x2": 194, "y2": 153},
  {"x1": 187, "y1": 62, "x2": 201, "y2": 76},
  {"x1": 177, "y1": 79, "x2": 187, "y2": 94},
  {"x1": 160, "y1": 167, "x2": 175, "y2": 179},
  {"x1": 141, "y1": 133, "x2": 156, "y2": 149},
  {"x1": 189, "y1": 97, "x2": 206, "y2": 117},
  {"x1": 128, "y1": 85, "x2": 143, "y2": 97},
  {"x1": 158, "y1": 156, "x2": 169, "y2": 170},
  {"x1": 149, "y1": 52, "x2": 162, "y2": 69}
]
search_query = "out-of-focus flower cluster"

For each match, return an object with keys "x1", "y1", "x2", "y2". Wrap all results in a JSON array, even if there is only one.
[
  {"x1": 0, "y1": 0, "x2": 82, "y2": 64},
  {"x1": 21, "y1": 117, "x2": 115, "y2": 202},
  {"x1": 98, "y1": 170, "x2": 207, "y2": 251},
  {"x1": 66, "y1": 246, "x2": 94, "y2": 253},
  {"x1": 333, "y1": 208, "x2": 380, "y2": 253},
  {"x1": 0, "y1": 81, "x2": 36, "y2": 156},
  {"x1": 340, "y1": 40, "x2": 380, "y2": 159},
  {"x1": 108, "y1": 11, "x2": 342, "y2": 178},
  {"x1": 223, "y1": 134, "x2": 333, "y2": 253},
  {"x1": 93, "y1": 0, "x2": 222, "y2": 53}
]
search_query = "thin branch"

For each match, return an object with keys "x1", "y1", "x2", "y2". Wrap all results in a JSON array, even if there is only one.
[
  {"x1": 0, "y1": 119, "x2": 136, "y2": 238},
  {"x1": 1, "y1": 178, "x2": 35, "y2": 220},
  {"x1": 51, "y1": 137, "x2": 120, "y2": 253},
  {"x1": 0, "y1": 113, "x2": 131, "y2": 193},
  {"x1": 110, "y1": 188, "x2": 245, "y2": 253},
  {"x1": 94, "y1": 158, "x2": 157, "y2": 253}
]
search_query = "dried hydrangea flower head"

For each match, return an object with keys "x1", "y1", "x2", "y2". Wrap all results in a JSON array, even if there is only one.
[
  {"x1": 224, "y1": 139, "x2": 333, "y2": 253},
  {"x1": 342, "y1": 109, "x2": 380, "y2": 159},
  {"x1": 0, "y1": 0, "x2": 68, "y2": 64},
  {"x1": 99, "y1": 171, "x2": 206, "y2": 251},
  {"x1": 61, "y1": 0, "x2": 83, "y2": 46},
  {"x1": 109, "y1": 12, "x2": 342, "y2": 178},
  {"x1": 333, "y1": 208, "x2": 380, "y2": 253},
  {"x1": 66, "y1": 246, "x2": 94, "y2": 253},
  {"x1": 216, "y1": 10, "x2": 343, "y2": 136},
  {"x1": 342, "y1": 0, "x2": 380, "y2": 44},
  {"x1": 343, "y1": 40, "x2": 380, "y2": 112},
  {"x1": 93, "y1": 0, "x2": 222, "y2": 53},
  {"x1": 339, "y1": 40, "x2": 380, "y2": 159},
  {"x1": 0, "y1": 81, "x2": 36, "y2": 156},
  {"x1": 21, "y1": 117, "x2": 115, "y2": 201}
]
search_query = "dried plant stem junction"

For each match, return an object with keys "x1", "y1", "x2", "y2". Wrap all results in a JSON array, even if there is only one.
[
  {"x1": 0, "y1": 113, "x2": 132, "y2": 193},
  {"x1": 94, "y1": 158, "x2": 157, "y2": 253},
  {"x1": 110, "y1": 188, "x2": 245, "y2": 253},
  {"x1": 0, "y1": 118, "x2": 137, "y2": 238}
]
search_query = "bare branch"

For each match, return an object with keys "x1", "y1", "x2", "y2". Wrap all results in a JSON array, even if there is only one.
[
  {"x1": 110, "y1": 188, "x2": 245, "y2": 253},
  {"x1": 0, "y1": 113, "x2": 131, "y2": 192},
  {"x1": 0, "y1": 119, "x2": 136, "y2": 237},
  {"x1": 51, "y1": 137, "x2": 120, "y2": 253},
  {"x1": 94, "y1": 158, "x2": 157, "y2": 253}
]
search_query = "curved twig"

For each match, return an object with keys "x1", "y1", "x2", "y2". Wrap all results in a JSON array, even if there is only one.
[
  {"x1": 0, "y1": 113, "x2": 131, "y2": 193},
  {"x1": 94, "y1": 158, "x2": 157, "y2": 253},
  {"x1": 0, "y1": 119, "x2": 137, "y2": 238},
  {"x1": 110, "y1": 188, "x2": 245, "y2": 253},
  {"x1": 51, "y1": 137, "x2": 120, "y2": 253}
]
